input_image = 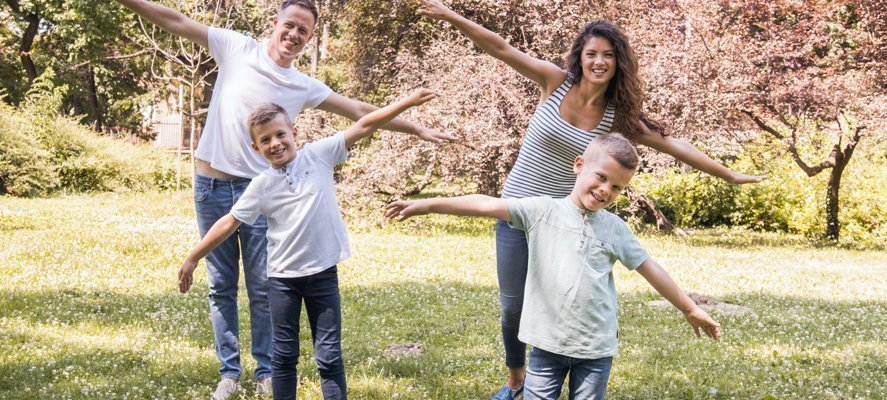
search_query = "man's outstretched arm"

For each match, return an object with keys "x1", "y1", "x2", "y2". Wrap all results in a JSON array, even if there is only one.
[{"x1": 115, "y1": 0, "x2": 209, "y2": 47}]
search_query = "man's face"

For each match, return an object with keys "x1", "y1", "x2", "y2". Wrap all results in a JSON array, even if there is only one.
[
  {"x1": 570, "y1": 149, "x2": 634, "y2": 212},
  {"x1": 251, "y1": 114, "x2": 297, "y2": 169},
  {"x1": 268, "y1": 5, "x2": 316, "y2": 67}
]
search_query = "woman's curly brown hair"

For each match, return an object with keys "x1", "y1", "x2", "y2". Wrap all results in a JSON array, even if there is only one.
[{"x1": 566, "y1": 20, "x2": 663, "y2": 140}]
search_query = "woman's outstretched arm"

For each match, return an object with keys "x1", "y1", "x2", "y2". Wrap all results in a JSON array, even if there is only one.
[
  {"x1": 634, "y1": 121, "x2": 765, "y2": 184},
  {"x1": 418, "y1": 0, "x2": 565, "y2": 95}
]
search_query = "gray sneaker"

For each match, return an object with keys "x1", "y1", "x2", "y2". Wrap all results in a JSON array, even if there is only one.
[
  {"x1": 256, "y1": 378, "x2": 272, "y2": 397},
  {"x1": 211, "y1": 378, "x2": 242, "y2": 400}
]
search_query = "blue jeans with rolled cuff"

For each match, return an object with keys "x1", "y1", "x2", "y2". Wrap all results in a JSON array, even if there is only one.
[{"x1": 194, "y1": 175, "x2": 273, "y2": 381}]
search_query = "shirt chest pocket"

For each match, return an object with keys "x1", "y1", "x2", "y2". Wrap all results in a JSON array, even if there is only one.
[
  {"x1": 289, "y1": 168, "x2": 319, "y2": 195},
  {"x1": 581, "y1": 238, "x2": 615, "y2": 274}
]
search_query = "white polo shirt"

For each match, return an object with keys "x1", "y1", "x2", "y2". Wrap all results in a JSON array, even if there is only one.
[{"x1": 231, "y1": 133, "x2": 349, "y2": 278}]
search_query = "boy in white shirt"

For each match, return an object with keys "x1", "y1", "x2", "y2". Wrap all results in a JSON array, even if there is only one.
[
  {"x1": 178, "y1": 88, "x2": 439, "y2": 399},
  {"x1": 386, "y1": 134, "x2": 720, "y2": 400}
]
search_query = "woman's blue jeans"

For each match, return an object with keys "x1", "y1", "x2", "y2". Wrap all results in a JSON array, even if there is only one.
[
  {"x1": 194, "y1": 175, "x2": 272, "y2": 381},
  {"x1": 525, "y1": 347, "x2": 613, "y2": 400},
  {"x1": 269, "y1": 266, "x2": 346, "y2": 400},
  {"x1": 495, "y1": 219, "x2": 530, "y2": 368}
]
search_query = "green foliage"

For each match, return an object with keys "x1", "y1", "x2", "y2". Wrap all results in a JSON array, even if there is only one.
[
  {"x1": 633, "y1": 130, "x2": 886, "y2": 245},
  {"x1": 0, "y1": 110, "x2": 57, "y2": 196},
  {"x1": 0, "y1": 79, "x2": 186, "y2": 196},
  {"x1": 638, "y1": 172, "x2": 739, "y2": 227}
]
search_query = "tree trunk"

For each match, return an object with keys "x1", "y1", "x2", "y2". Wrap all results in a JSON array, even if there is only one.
[
  {"x1": 825, "y1": 148, "x2": 847, "y2": 241},
  {"x1": 82, "y1": 64, "x2": 104, "y2": 131},
  {"x1": 19, "y1": 12, "x2": 40, "y2": 83},
  {"x1": 825, "y1": 169, "x2": 841, "y2": 241},
  {"x1": 624, "y1": 186, "x2": 684, "y2": 235}
]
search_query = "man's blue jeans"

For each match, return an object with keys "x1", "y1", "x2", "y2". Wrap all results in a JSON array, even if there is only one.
[
  {"x1": 269, "y1": 266, "x2": 347, "y2": 400},
  {"x1": 524, "y1": 347, "x2": 613, "y2": 400},
  {"x1": 495, "y1": 219, "x2": 530, "y2": 368},
  {"x1": 194, "y1": 175, "x2": 272, "y2": 381}
]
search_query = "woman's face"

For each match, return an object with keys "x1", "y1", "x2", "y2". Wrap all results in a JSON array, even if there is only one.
[{"x1": 580, "y1": 36, "x2": 617, "y2": 84}]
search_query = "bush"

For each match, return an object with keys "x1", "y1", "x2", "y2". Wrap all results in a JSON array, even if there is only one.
[
  {"x1": 0, "y1": 110, "x2": 58, "y2": 196},
  {"x1": 633, "y1": 134, "x2": 886, "y2": 245},
  {"x1": 635, "y1": 171, "x2": 739, "y2": 227},
  {"x1": 0, "y1": 102, "x2": 187, "y2": 197}
]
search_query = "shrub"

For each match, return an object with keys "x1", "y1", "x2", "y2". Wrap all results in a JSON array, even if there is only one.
[
  {"x1": 0, "y1": 102, "x2": 187, "y2": 196},
  {"x1": 633, "y1": 135, "x2": 886, "y2": 245},
  {"x1": 635, "y1": 171, "x2": 739, "y2": 227},
  {"x1": 0, "y1": 107, "x2": 58, "y2": 196}
]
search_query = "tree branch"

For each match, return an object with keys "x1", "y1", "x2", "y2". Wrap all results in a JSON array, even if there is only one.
[
  {"x1": 70, "y1": 50, "x2": 152, "y2": 69},
  {"x1": 741, "y1": 109, "x2": 833, "y2": 177}
]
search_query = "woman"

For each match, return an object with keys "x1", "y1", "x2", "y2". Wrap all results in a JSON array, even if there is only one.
[{"x1": 417, "y1": 1, "x2": 763, "y2": 399}]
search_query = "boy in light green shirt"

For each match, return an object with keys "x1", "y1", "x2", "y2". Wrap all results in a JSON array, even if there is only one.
[{"x1": 386, "y1": 134, "x2": 720, "y2": 400}]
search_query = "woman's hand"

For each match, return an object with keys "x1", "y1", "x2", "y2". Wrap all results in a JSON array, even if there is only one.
[
  {"x1": 728, "y1": 172, "x2": 766, "y2": 184},
  {"x1": 417, "y1": 0, "x2": 457, "y2": 21}
]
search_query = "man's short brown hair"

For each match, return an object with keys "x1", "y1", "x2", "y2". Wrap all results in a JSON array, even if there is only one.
[{"x1": 280, "y1": 0, "x2": 319, "y2": 24}]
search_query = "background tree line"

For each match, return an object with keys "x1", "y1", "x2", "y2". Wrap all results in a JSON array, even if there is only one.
[{"x1": 0, "y1": 0, "x2": 884, "y2": 243}]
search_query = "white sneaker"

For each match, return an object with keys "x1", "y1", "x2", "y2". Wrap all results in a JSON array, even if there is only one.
[
  {"x1": 211, "y1": 378, "x2": 242, "y2": 400},
  {"x1": 256, "y1": 378, "x2": 272, "y2": 397}
]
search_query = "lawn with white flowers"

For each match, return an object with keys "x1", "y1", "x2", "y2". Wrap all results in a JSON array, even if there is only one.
[{"x1": 1, "y1": 192, "x2": 884, "y2": 399}]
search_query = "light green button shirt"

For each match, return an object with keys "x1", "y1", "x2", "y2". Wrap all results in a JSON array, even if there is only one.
[{"x1": 507, "y1": 197, "x2": 650, "y2": 359}]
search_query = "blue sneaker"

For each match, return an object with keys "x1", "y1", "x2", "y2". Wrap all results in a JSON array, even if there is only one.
[{"x1": 491, "y1": 385, "x2": 524, "y2": 400}]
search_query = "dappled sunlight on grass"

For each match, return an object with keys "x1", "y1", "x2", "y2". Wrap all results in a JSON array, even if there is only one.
[{"x1": 1, "y1": 191, "x2": 884, "y2": 399}]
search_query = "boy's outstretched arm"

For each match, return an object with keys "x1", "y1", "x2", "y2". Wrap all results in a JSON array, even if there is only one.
[
  {"x1": 636, "y1": 259, "x2": 721, "y2": 340},
  {"x1": 319, "y1": 92, "x2": 453, "y2": 144},
  {"x1": 114, "y1": 0, "x2": 209, "y2": 47},
  {"x1": 385, "y1": 195, "x2": 510, "y2": 221},
  {"x1": 342, "y1": 89, "x2": 439, "y2": 147},
  {"x1": 178, "y1": 214, "x2": 242, "y2": 293}
]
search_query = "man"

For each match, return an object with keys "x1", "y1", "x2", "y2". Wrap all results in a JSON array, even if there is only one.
[{"x1": 113, "y1": 1, "x2": 453, "y2": 398}]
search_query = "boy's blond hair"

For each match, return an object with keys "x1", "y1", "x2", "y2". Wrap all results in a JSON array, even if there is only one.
[
  {"x1": 247, "y1": 103, "x2": 291, "y2": 142},
  {"x1": 587, "y1": 133, "x2": 639, "y2": 171}
]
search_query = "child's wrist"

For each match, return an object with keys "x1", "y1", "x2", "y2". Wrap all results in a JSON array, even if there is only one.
[{"x1": 680, "y1": 304, "x2": 700, "y2": 315}]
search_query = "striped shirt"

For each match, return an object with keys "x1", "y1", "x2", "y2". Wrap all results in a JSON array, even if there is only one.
[{"x1": 502, "y1": 79, "x2": 615, "y2": 199}]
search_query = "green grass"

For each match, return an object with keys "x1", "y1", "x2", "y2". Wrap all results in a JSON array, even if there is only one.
[{"x1": 1, "y1": 191, "x2": 884, "y2": 399}]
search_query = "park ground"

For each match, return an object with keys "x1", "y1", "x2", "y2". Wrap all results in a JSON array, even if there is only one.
[{"x1": 0, "y1": 191, "x2": 884, "y2": 399}]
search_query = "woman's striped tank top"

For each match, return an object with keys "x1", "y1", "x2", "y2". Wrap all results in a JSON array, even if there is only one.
[{"x1": 501, "y1": 78, "x2": 615, "y2": 199}]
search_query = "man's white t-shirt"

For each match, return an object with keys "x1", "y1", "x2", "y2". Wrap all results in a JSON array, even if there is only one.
[
  {"x1": 196, "y1": 27, "x2": 333, "y2": 179},
  {"x1": 230, "y1": 133, "x2": 349, "y2": 278}
]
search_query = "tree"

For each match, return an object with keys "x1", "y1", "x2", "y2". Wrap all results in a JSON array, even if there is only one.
[
  {"x1": 1, "y1": 0, "x2": 153, "y2": 131},
  {"x1": 678, "y1": 0, "x2": 884, "y2": 240}
]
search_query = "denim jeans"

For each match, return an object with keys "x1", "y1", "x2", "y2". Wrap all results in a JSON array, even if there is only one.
[
  {"x1": 269, "y1": 266, "x2": 346, "y2": 400},
  {"x1": 194, "y1": 175, "x2": 273, "y2": 381},
  {"x1": 495, "y1": 219, "x2": 530, "y2": 368},
  {"x1": 525, "y1": 347, "x2": 613, "y2": 400}
]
